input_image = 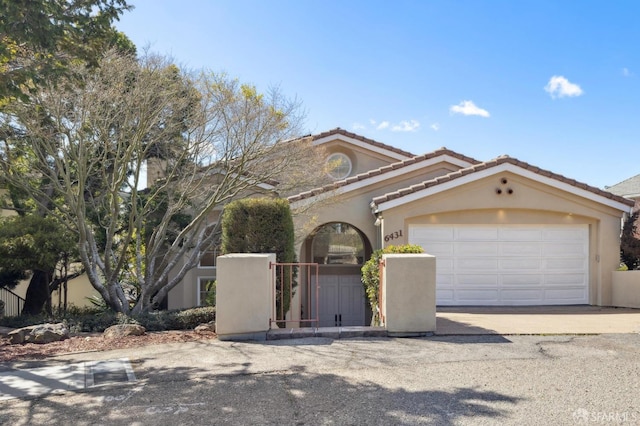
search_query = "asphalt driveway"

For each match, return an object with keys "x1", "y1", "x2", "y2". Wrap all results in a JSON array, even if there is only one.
[
  {"x1": 1, "y1": 335, "x2": 639, "y2": 424},
  {"x1": 2, "y1": 306, "x2": 640, "y2": 425}
]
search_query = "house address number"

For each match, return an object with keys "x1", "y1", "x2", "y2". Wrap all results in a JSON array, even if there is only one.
[{"x1": 384, "y1": 230, "x2": 403, "y2": 242}]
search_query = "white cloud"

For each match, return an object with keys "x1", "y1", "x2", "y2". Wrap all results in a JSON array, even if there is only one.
[
  {"x1": 544, "y1": 75, "x2": 583, "y2": 98},
  {"x1": 377, "y1": 121, "x2": 390, "y2": 130},
  {"x1": 391, "y1": 120, "x2": 420, "y2": 132},
  {"x1": 430, "y1": 123, "x2": 440, "y2": 131},
  {"x1": 623, "y1": 67, "x2": 633, "y2": 77},
  {"x1": 369, "y1": 119, "x2": 377, "y2": 126},
  {"x1": 352, "y1": 122, "x2": 365, "y2": 130},
  {"x1": 449, "y1": 100, "x2": 490, "y2": 118}
]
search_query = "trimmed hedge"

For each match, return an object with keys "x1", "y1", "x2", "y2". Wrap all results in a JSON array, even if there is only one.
[
  {"x1": 0, "y1": 306, "x2": 216, "y2": 333},
  {"x1": 221, "y1": 198, "x2": 296, "y2": 319}
]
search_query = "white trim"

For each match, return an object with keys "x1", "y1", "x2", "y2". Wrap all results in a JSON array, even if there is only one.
[
  {"x1": 290, "y1": 154, "x2": 475, "y2": 209},
  {"x1": 375, "y1": 162, "x2": 633, "y2": 213},
  {"x1": 312, "y1": 134, "x2": 410, "y2": 160}
]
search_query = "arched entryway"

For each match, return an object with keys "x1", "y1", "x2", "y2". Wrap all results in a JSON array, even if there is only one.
[{"x1": 305, "y1": 222, "x2": 372, "y2": 327}]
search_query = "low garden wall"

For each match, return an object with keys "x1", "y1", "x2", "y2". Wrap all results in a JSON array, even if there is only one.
[{"x1": 611, "y1": 271, "x2": 640, "y2": 309}]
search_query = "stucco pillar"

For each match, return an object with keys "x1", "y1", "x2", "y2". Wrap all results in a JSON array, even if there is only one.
[
  {"x1": 216, "y1": 253, "x2": 275, "y2": 341},
  {"x1": 382, "y1": 253, "x2": 436, "y2": 336}
]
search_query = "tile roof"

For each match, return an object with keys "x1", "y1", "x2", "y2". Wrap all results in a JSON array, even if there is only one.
[
  {"x1": 605, "y1": 174, "x2": 640, "y2": 197},
  {"x1": 312, "y1": 128, "x2": 416, "y2": 158},
  {"x1": 371, "y1": 155, "x2": 635, "y2": 208},
  {"x1": 287, "y1": 147, "x2": 481, "y2": 203}
]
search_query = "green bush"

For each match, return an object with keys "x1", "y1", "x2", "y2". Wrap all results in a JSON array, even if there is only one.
[
  {"x1": 221, "y1": 198, "x2": 295, "y2": 319},
  {"x1": 361, "y1": 244, "x2": 424, "y2": 325},
  {"x1": 0, "y1": 306, "x2": 216, "y2": 333},
  {"x1": 0, "y1": 313, "x2": 52, "y2": 329},
  {"x1": 621, "y1": 211, "x2": 640, "y2": 270},
  {"x1": 170, "y1": 306, "x2": 216, "y2": 329}
]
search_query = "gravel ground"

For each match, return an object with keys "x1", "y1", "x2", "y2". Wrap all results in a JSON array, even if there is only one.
[{"x1": 0, "y1": 330, "x2": 217, "y2": 362}]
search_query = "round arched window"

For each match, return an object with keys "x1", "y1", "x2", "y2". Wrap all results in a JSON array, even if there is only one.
[
  {"x1": 326, "y1": 153, "x2": 352, "y2": 180},
  {"x1": 311, "y1": 223, "x2": 365, "y2": 265}
]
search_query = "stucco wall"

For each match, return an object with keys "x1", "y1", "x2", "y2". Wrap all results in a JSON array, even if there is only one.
[
  {"x1": 378, "y1": 172, "x2": 626, "y2": 306},
  {"x1": 611, "y1": 271, "x2": 640, "y2": 308},
  {"x1": 216, "y1": 253, "x2": 275, "y2": 340},
  {"x1": 293, "y1": 161, "x2": 468, "y2": 259},
  {"x1": 382, "y1": 253, "x2": 436, "y2": 334},
  {"x1": 9, "y1": 273, "x2": 100, "y2": 310},
  {"x1": 50, "y1": 274, "x2": 101, "y2": 308}
]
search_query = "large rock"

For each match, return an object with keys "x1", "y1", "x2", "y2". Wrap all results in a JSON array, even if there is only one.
[
  {"x1": 103, "y1": 324, "x2": 146, "y2": 339},
  {"x1": 8, "y1": 323, "x2": 69, "y2": 345},
  {"x1": 194, "y1": 321, "x2": 216, "y2": 333}
]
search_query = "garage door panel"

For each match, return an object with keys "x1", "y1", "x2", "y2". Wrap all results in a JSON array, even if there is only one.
[
  {"x1": 408, "y1": 224, "x2": 589, "y2": 305},
  {"x1": 499, "y1": 228, "x2": 542, "y2": 241},
  {"x1": 456, "y1": 258, "x2": 498, "y2": 270},
  {"x1": 436, "y1": 273, "x2": 454, "y2": 285},
  {"x1": 456, "y1": 289, "x2": 499, "y2": 302},
  {"x1": 412, "y1": 227, "x2": 454, "y2": 241},
  {"x1": 544, "y1": 273, "x2": 587, "y2": 285},
  {"x1": 436, "y1": 259, "x2": 454, "y2": 272},
  {"x1": 436, "y1": 289, "x2": 455, "y2": 303},
  {"x1": 501, "y1": 289, "x2": 544, "y2": 302},
  {"x1": 456, "y1": 227, "x2": 498, "y2": 240},
  {"x1": 543, "y1": 242, "x2": 587, "y2": 256},
  {"x1": 500, "y1": 274, "x2": 543, "y2": 285},
  {"x1": 544, "y1": 288, "x2": 587, "y2": 302},
  {"x1": 457, "y1": 274, "x2": 498, "y2": 286},
  {"x1": 428, "y1": 242, "x2": 454, "y2": 256},
  {"x1": 499, "y1": 242, "x2": 541, "y2": 257},
  {"x1": 456, "y1": 242, "x2": 498, "y2": 256},
  {"x1": 500, "y1": 258, "x2": 541, "y2": 270},
  {"x1": 544, "y1": 258, "x2": 587, "y2": 270}
]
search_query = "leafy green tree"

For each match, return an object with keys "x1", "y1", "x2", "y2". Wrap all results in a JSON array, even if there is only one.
[
  {"x1": 0, "y1": 0, "x2": 134, "y2": 314},
  {"x1": 0, "y1": 0, "x2": 133, "y2": 101},
  {"x1": 0, "y1": 215, "x2": 77, "y2": 314},
  {"x1": 361, "y1": 244, "x2": 425, "y2": 325},
  {"x1": 0, "y1": 268, "x2": 29, "y2": 291},
  {"x1": 1, "y1": 51, "x2": 314, "y2": 314}
]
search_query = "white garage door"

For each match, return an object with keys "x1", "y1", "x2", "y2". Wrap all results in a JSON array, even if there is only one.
[{"x1": 409, "y1": 224, "x2": 589, "y2": 305}]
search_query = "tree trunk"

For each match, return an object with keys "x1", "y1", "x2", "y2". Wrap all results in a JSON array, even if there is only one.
[{"x1": 22, "y1": 270, "x2": 52, "y2": 316}]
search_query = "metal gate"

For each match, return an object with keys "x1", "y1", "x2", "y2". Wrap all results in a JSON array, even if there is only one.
[{"x1": 270, "y1": 262, "x2": 319, "y2": 329}]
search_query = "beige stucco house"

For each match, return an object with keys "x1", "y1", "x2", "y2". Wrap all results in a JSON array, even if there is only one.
[
  {"x1": 5, "y1": 129, "x2": 629, "y2": 320},
  {"x1": 167, "y1": 128, "x2": 633, "y2": 327}
]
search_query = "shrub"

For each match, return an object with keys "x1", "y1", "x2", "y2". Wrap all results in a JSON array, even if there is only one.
[
  {"x1": 361, "y1": 244, "x2": 424, "y2": 325},
  {"x1": 170, "y1": 306, "x2": 216, "y2": 329},
  {"x1": 221, "y1": 198, "x2": 295, "y2": 319},
  {"x1": 0, "y1": 306, "x2": 216, "y2": 332},
  {"x1": 621, "y1": 211, "x2": 640, "y2": 270}
]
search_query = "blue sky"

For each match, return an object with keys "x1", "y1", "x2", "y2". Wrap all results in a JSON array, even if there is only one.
[{"x1": 116, "y1": 1, "x2": 640, "y2": 189}]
